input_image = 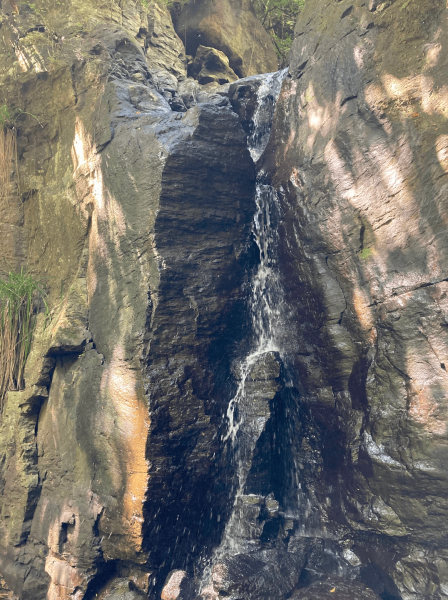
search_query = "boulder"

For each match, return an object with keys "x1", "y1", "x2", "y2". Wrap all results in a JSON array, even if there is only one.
[
  {"x1": 161, "y1": 570, "x2": 194, "y2": 600},
  {"x1": 290, "y1": 577, "x2": 381, "y2": 600},
  {"x1": 171, "y1": 0, "x2": 278, "y2": 78},
  {"x1": 209, "y1": 549, "x2": 306, "y2": 600},
  {"x1": 190, "y1": 45, "x2": 238, "y2": 85}
]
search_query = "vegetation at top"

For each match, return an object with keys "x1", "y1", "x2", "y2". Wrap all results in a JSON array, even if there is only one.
[{"x1": 252, "y1": 0, "x2": 305, "y2": 64}]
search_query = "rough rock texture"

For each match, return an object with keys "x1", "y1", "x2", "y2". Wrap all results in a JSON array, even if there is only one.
[
  {"x1": 262, "y1": 0, "x2": 448, "y2": 597},
  {"x1": 161, "y1": 570, "x2": 193, "y2": 600},
  {"x1": 190, "y1": 45, "x2": 238, "y2": 85},
  {"x1": 171, "y1": 0, "x2": 278, "y2": 78},
  {"x1": 145, "y1": 1, "x2": 187, "y2": 79},
  {"x1": 290, "y1": 577, "x2": 380, "y2": 600},
  {"x1": 228, "y1": 76, "x2": 267, "y2": 136},
  {"x1": 206, "y1": 549, "x2": 306, "y2": 600},
  {"x1": 3, "y1": 0, "x2": 448, "y2": 598},
  {"x1": 0, "y1": 1, "x2": 255, "y2": 598}
]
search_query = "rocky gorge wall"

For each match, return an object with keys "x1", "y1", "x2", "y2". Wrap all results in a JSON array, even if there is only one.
[
  {"x1": 0, "y1": 0, "x2": 258, "y2": 597},
  {"x1": 0, "y1": 0, "x2": 448, "y2": 599},
  {"x1": 262, "y1": 0, "x2": 448, "y2": 597}
]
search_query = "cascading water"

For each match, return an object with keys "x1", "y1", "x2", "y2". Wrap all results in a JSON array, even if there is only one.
[
  {"x1": 247, "y1": 68, "x2": 289, "y2": 163},
  {"x1": 198, "y1": 70, "x2": 348, "y2": 600},
  {"x1": 216, "y1": 69, "x2": 290, "y2": 558},
  {"x1": 225, "y1": 68, "x2": 288, "y2": 445}
]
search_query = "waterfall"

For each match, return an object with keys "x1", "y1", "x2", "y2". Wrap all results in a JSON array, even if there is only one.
[
  {"x1": 225, "y1": 68, "x2": 288, "y2": 444},
  {"x1": 217, "y1": 69, "x2": 289, "y2": 558},
  {"x1": 248, "y1": 69, "x2": 288, "y2": 163}
]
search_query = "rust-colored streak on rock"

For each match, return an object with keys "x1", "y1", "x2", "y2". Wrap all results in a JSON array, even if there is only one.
[{"x1": 100, "y1": 346, "x2": 149, "y2": 551}]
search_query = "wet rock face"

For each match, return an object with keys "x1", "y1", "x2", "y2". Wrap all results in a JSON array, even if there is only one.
[
  {"x1": 171, "y1": 0, "x2": 278, "y2": 78},
  {"x1": 2, "y1": 0, "x2": 448, "y2": 599},
  {"x1": 290, "y1": 577, "x2": 381, "y2": 600},
  {"x1": 262, "y1": 0, "x2": 448, "y2": 596},
  {"x1": 208, "y1": 549, "x2": 306, "y2": 600}
]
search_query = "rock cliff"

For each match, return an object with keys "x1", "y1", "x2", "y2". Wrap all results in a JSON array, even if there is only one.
[
  {"x1": 0, "y1": 0, "x2": 448, "y2": 599},
  {"x1": 262, "y1": 0, "x2": 448, "y2": 597},
  {"x1": 0, "y1": 1, "x2": 256, "y2": 597}
]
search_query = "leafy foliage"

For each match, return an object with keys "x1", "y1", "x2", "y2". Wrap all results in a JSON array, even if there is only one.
[
  {"x1": 252, "y1": 0, "x2": 305, "y2": 64},
  {"x1": 0, "y1": 270, "x2": 48, "y2": 411}
]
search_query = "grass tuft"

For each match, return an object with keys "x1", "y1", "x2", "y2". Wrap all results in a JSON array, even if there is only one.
[{"x1": 0, "y1": 269, "x2": 48, "y2": 412}]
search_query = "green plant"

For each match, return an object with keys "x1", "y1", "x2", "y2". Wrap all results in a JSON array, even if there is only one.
[
  {"x1": 0, "y1": 106, "x2": 11, "y2": 128},
  {"x1": 0, "y1": 104, "x2": 42, "y2": 129},
  {"x1": 0, "y1": 269, "x2": 48, "y2": 411},
  {"x1": 251, "y1": 0, "x2": 305, "y2": 64},
  {"x1": 360, "y1": 247, "x2": 373, "y2": 260}
]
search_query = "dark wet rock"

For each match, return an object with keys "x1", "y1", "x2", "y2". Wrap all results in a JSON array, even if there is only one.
[
  {"x1": 228, "y1": 76, "x2": 267, "y2": 135},
  {"x1": 168, "y1": 94, "x2": 188, "y2": 112},
  {"x1": 290, "y1": 577, "x2": 381, "y2": 600},
  {"x1": 229, "y1": 70, "x2": 287, "y2": 161},
  {"x1": 172, "y1": 0, "x2": 277, "y2": 78},
  {"x1": 210, "y1": 549, "x2": 306, "y2": 600},
  {"x1": 190, "y1": 45, "x2": 238, "y2": 85}
]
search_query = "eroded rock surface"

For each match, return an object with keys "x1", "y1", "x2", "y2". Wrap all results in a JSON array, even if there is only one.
[
  {"x1": 190, "y1": 45, "x2": 238, "y2": 85},
  {"x1": 208, "y1": 549, "x2": 305, "y2": 600},
  {"x1": 290, "y1": 577, "x2": 380, "y2": 600},
  {"x1": 2, "y1": 0, "x2": 448, "y2": 598}
]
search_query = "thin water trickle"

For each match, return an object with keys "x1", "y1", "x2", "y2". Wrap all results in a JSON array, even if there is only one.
[
  {"x1": 224, "y1": 69, "x2": 288, "y2": 445},
  {"x1": 223, "y1": 183, "x2": 282, "y2": 443},
  {"x1": 198, "y1": 70, "x2": 290, "y2": 593},
  {"x1": 211, "y1": 69, "x2": 290, "y2": 564}
]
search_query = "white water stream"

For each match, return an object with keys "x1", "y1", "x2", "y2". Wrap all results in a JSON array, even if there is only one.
[{"x1": 224, "y1": 68, "x2": 288, "y2": 444}]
